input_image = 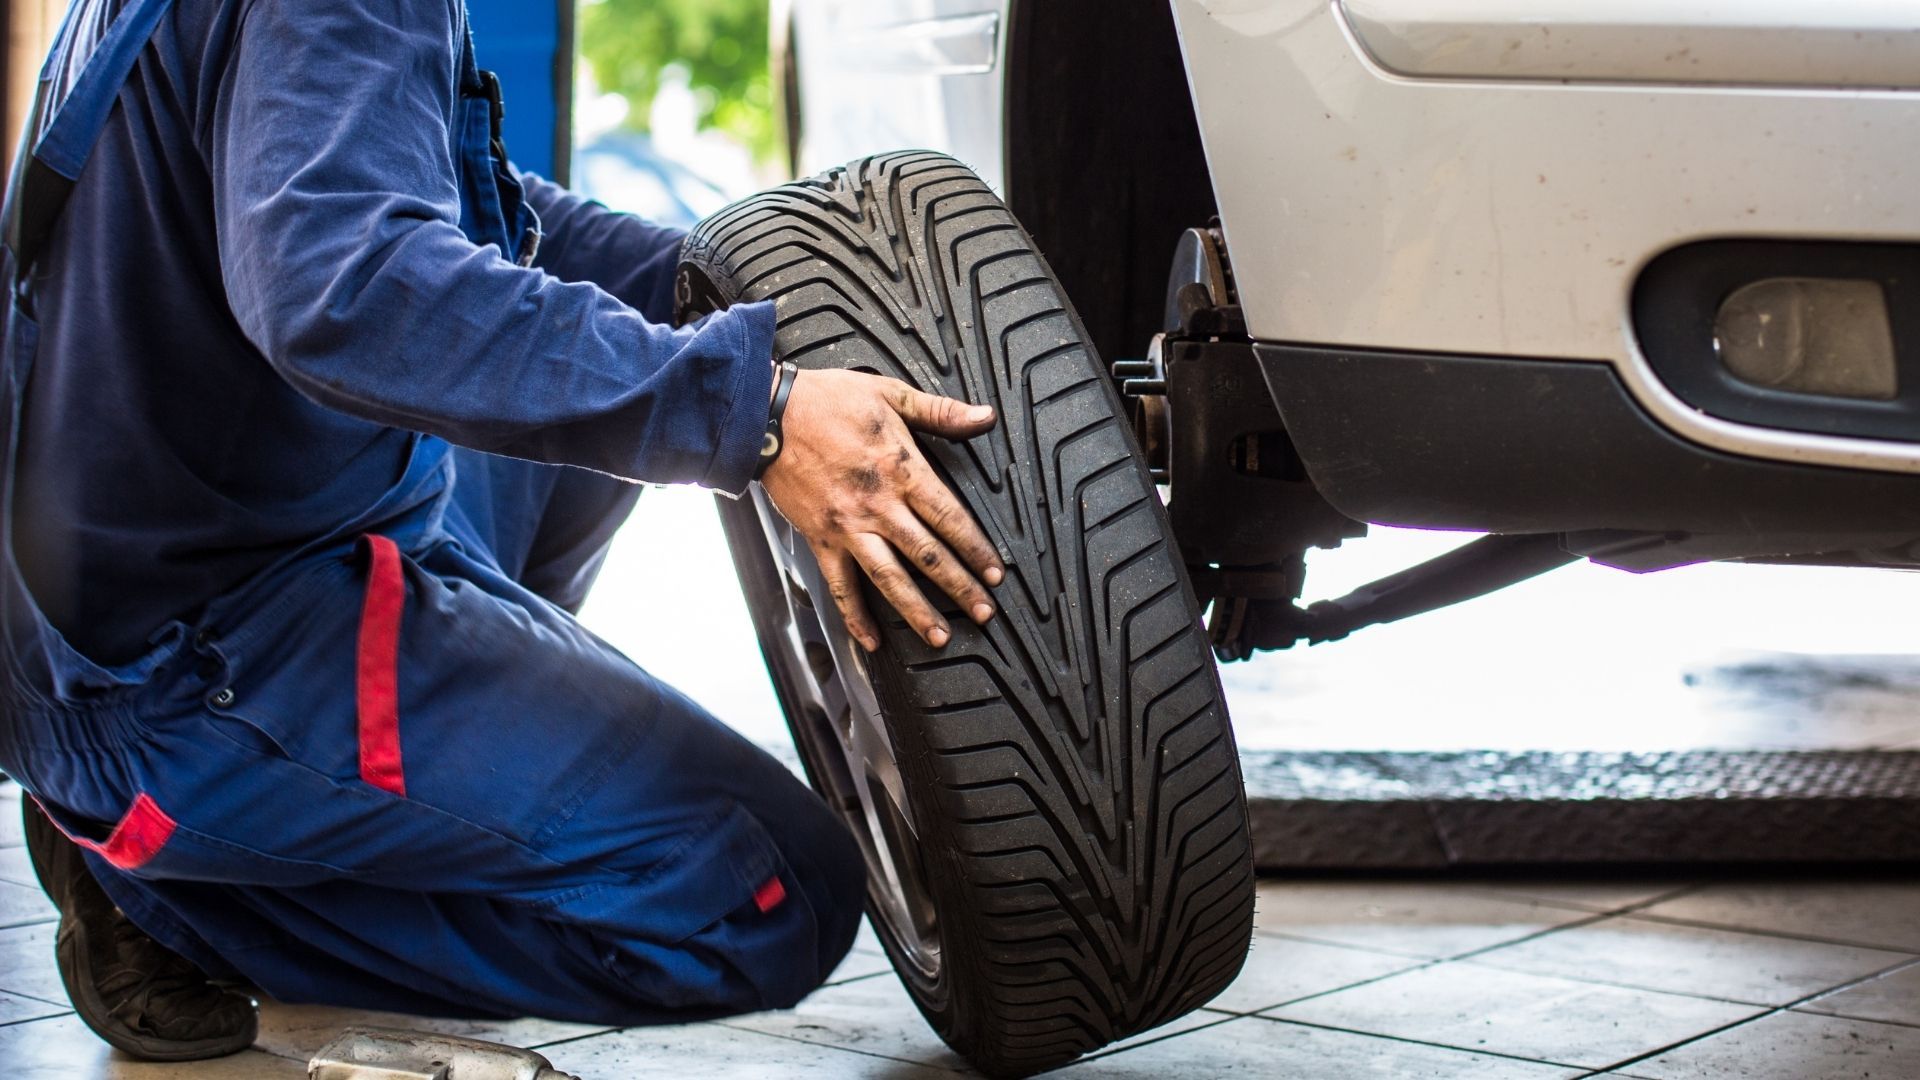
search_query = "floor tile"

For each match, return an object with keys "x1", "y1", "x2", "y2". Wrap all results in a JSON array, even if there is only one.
[
  {"x1": 1635, "y1": 882, "x2": 1920, "y2": 951},
  {"x1": 1628, "y1": 1009, "x2": 1920, "y2": 1079},
  {"x1": 254, "y1": 1000, "x2": 609, "y2": 1062},
  {"x1": 825, "y1": 949, "x2": 897, "y2": 985},
  {"x1": 0, "y1": 920, "x2": 64, "y2": 1005},
  {"x1": 850, "y1": 916, "x2": 886, "y2": 956},
  {"x1": 1470, "y1": 914, "x2": 1912, "y2": 1006},
  {"x1": 1254, "y1": 881, "x2": 1592, "y2": 959},
  {"x1": 829, "y1": 910, "x2": 902, "y2": 980},
  {"x1": 826, "y1": 918, "x2": 902, "y2": 982},
  {"x1": 1062, "y1": 1015, "x2": 1578, "y2": 1078},
  {"x1": 0, "y1": 845, "x2": 39, "y2": 889},
  {"x1": 1266, "y1": 962, "x2": 1761, "y2": 1068},
  {"x1": 0, "y1": 797, "x2": 23, "y2": 849},
  {"x1": 0, "y1": 879, "x2": 54, "y2": 929},
  {"x1": 0, "y1": 987, "x2": 69, "y2": 1024},
  {"x1": 0, "y1": 1014, "x2": 303, "y2": 1078},
  {"x1": 1451, "y1": 880, "x2": 1691, "y2": 914},
  {"x1": 730, "y1": 967, "x2": 1231, "y2": 1069},
  {"x1": 1076, "y1": 1007, "x2": 1228, "y2": 1059},
  {"x1": 1203, "y1": 933, "x2": 1425, "y2": 1013},
  {"x1": 537, "y1": 1021, "x2": 960, "y2": 1078},
  {"x1": 1797, "y1": 961, "x2": 1920, "y2": 1027},
  {"x1": 720, "y1": 970, "x2": 973, "y2": 1069}
]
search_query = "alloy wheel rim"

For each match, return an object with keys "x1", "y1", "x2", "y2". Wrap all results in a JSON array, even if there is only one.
[{"x1": 745, "y1": 488, "x2": 943, "y2": 981}]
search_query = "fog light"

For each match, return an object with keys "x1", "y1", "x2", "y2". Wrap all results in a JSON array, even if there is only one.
[{"x1": 1714, "y1": 277, "x2": 1897, "y2": 400}]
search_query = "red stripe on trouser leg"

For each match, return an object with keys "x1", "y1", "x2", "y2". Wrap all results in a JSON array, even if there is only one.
[
  {"x1": 33, "y1": 794, "x2": 177, "y2": 871},
  {"x1": 753, "y1": 876, "x2": 787, "y2": 913},
  {"x1": 356, "y1": 535, "x2": 407, "y2": 796}
]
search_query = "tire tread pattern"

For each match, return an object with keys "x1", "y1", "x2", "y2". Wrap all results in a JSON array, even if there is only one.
[{"x1": 686, "y1": 153, "x2": 1253, "y2": 1077}]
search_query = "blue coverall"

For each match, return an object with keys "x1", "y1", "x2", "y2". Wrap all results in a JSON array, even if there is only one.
[{"x1": 0, "y1": 0, "x2": 864, "y2": 1023}]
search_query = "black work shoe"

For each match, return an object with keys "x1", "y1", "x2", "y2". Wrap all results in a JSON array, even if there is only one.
[{"x1": 22, "y1": 800, "x2": 257, "y2": 1061}]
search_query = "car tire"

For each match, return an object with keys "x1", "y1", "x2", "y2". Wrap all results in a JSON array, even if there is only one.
[{"x1": 681, "y1": 151, "x2": 1254, "y2": 1078}]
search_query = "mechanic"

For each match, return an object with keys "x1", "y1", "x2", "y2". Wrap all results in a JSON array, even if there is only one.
[{"x1": 0, "y1": 0, "x2": 1005, "y2": 1062}]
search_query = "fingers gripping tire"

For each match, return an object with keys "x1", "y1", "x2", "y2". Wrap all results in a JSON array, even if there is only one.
[{"x1": 682, "y1": 152, "x2": 1254, "y2": 1077}]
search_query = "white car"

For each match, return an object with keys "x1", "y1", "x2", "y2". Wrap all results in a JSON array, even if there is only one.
[
  {"x1": 681, "y1": 3, "x2": 1920, "y2": 1074},
  {"x1": 781, "y1": 0, "x2": 1920, "y2": 626}
]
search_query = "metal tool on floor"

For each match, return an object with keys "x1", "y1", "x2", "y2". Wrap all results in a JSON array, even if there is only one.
[{"x1": 308, "y1": 1026, "x2": 581, "y2": 1080}]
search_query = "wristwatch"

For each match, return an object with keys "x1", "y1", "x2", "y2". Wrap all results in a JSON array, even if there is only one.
[{"x1": 754, "y1": 361, "x2": 800, "y2": 480}]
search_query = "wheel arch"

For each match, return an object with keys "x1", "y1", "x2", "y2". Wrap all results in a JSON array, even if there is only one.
[{"x1": 1002, "y1": 0, "x2": 1219, "y2": 366}]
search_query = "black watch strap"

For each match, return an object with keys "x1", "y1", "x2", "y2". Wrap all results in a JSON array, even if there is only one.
[{"x1": 754, "y1": 361, "x2": 800, "y2": 480}]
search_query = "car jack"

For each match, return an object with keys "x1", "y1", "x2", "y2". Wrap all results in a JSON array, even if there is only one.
[{"x1": 1206, "y1": 533, "x2": 1577, "y2": 659}]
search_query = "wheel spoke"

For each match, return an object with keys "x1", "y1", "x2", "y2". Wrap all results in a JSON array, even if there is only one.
[{"x1": 747, "y1": 488, "x2": 942, "y2": 979}]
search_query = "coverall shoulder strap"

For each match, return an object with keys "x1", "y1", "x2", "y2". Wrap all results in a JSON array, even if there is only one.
[
  {"x1": 3, "y1": 0, "x2": 177, "y2": 270},
  {"x1": 457, "y1": 13, "x2": 483, "y2": 93}
]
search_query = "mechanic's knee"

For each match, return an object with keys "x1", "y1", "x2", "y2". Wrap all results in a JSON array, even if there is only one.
[{"x1": 591, "y1": 844, "x2": 864, "y2": 1020}]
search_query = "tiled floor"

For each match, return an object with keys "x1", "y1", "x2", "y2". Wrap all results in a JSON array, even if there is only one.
[{"x1": 0, "y1": 781, "x2": 1912, "y2": 1080}]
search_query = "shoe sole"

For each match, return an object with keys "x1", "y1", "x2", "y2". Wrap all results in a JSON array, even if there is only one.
[
  {"x1": 28, "y1": 803, "x2": 256, "y2": 1062},
  {"x1": 56, "y1": 908, "x2": 258, "y2": 1061}
]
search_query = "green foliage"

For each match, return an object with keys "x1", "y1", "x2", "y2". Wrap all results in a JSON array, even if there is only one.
[{"x1": 577, "y1": 0, "x2": 774, "y2": 163}]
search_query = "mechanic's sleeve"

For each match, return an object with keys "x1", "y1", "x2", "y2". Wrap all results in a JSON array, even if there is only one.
[
  {"x1": 518, "y1": 171, "x2": 685, "y2": 325},
  {"x1": 209, "y1": 0, "x2": 773, "y2": 492}
]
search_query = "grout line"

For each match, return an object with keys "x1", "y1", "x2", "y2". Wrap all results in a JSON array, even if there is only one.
[
  {"x1": 522, "y1": 1014, "x2": 664, "y2": 1053},
  {"x1": 706, "y1": 1018, "x2": 972, "y2": 1073},
  {"x1": 1469, "y1": 882, "x2": 1705, "y2": 931},
  {"x1": 1787, "y1": 953, "x2": 1920, "y2": 1025},
  {"x1": 1613, "y1": 884, "x2": 1703, "y2": 913},
  {"x1": 1242, "y1": 1013, "x2": 1592, "y2": 1071},
  {"x1": 1444, "y1": 884, "x2": 1695, "y2": 918},
  {"x1": 1449, "y1": 912, "x2": 1920, "y2": 1009},
  {"x1": 1578, "y1": 951, "x2": 1920, "y2": 1076},
  {"x1": 0, "y1": 1009, "x2": 72, "y2": 1030},
  {"x1": 1255, "y1": 883, "x2": 1703, "y2": 970},
  {"x1": 1449, "y1": 952, "x2": 1857, "y2": 1012},
  {"x1": 1792, "y1": 1008, "x2": 1920, "y2": 1032},
  {"x1": 522, "y1": 1025, "x2": 653, "y2": 1054},
  {"x1": 1250, "y1": 920, "x2": 1607, "y2": 965},
  {"x1": 1432, "y1": 910, "x2": 1619, "y2": 965},
  {"x1": 1218, "y1": 957, "x2": 1445, "y2": 1016},
  {"x1": 1, "y1": 987, "x2": 77, "y2": 1010},
  {"x1": 523, "y1": 1026, "x2": 620, "y2": 1051},
  {"x1": 1062, "y1": 1011, "x2": 1244, "y2": 1066},
  {"x1": 1245, "y1": 907, "x2": 1645, "y2": 1016},
  {"x1": 0, "y1": 916, "x2": 55, "y2": 934},
  {"x1": 1250, "y1": 927, "x2": 1440, "y2": 960},
  {"x1": 1617, "y1": 909, "x2": 1920, "y2": 953},
  {"x1": 818, "y1": 969, "x2": 896, "y2": 990},
  {"x1": 533, "y1": 1016, "x2": 970, "y2": 1074}
]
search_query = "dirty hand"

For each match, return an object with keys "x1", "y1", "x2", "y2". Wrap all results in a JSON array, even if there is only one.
[{"x1": 761, "y1": 368, "x2": 1004, "y2": 651}]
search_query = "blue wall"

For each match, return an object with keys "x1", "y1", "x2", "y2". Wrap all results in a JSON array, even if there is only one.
[{"x1": 466, "y1": 0, "x2": 567, "y2": 181}]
